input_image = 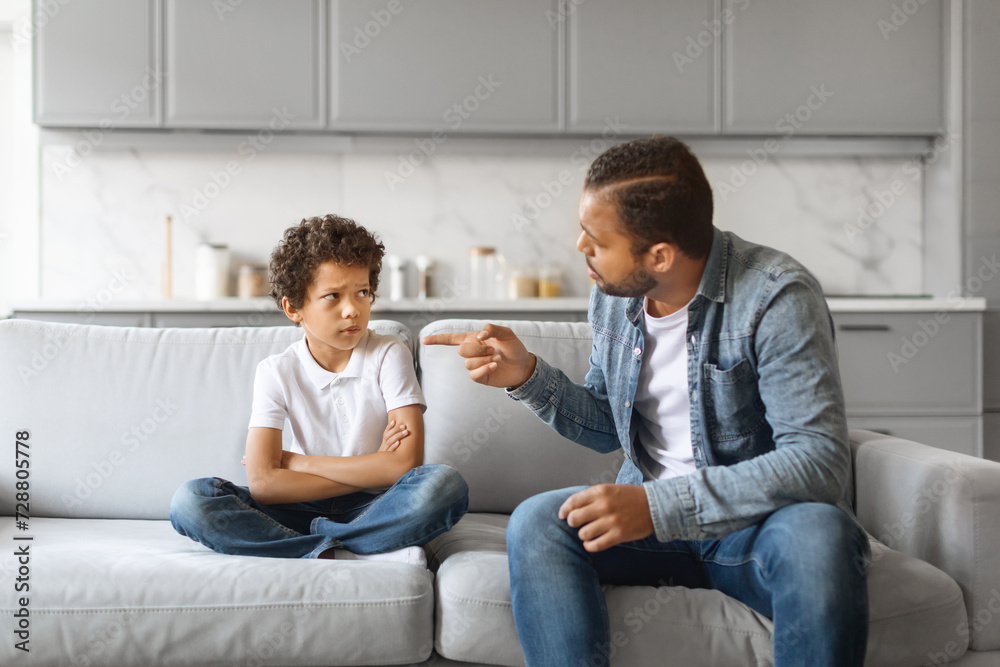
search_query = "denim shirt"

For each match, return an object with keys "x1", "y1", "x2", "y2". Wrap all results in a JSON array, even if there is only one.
[{"x1": 510, "y1": 228, "x2": 865, "y2": 548}]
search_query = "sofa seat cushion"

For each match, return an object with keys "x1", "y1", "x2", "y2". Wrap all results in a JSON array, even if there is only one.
[
  {"x1": 427, "y1": 513, "x2": 969, "y2": 667},
  {"x1": 0, "y1": 518, "x2": 434, "y2": 666}
]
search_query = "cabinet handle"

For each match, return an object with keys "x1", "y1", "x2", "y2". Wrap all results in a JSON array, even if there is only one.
[{"x1": 838, "y1": 324, "x2": 891, "y2": 332}]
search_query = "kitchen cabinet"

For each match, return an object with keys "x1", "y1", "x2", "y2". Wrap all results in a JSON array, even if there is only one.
[
  {"x1": 327, "y1": 0, "x2": 561, "y2": 132},
  {"x1": 723, "y1": 0, "x2": 945, "y2": 135},
  {"x1": 164, "y1": 0, "x2": 325, "y2": 129},
  {"x1": 567, "y1": 0, "x2": 718, "y2": 134},
  {"x1": 33, "y1": 0, "x2": 161, "y2": 127},
  {"x1": 833, "y1": 312, "x2": 981, "y2": 416},
  {"x1": 34, "y1": 0, "x2": 948, "y2": 137},
  {"x1": 833, "y1": 311, "x2": 983, "y2": 456}
]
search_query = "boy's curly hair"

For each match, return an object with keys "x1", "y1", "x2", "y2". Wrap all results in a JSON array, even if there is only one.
[{"x1": 268, "y1": 215, "x2": 385, "y2": 314}]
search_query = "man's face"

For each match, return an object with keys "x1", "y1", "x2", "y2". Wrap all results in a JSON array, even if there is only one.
[
  {"x1": 292, "y1": 261, "x2": 372, "y2": 356},
  {"x1": 576, "y1": 191, "x2": 656, "y2": 298}
]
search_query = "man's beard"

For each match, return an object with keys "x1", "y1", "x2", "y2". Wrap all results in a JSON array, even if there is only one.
[{"x1": 592, "y1": 263, "x2": 656, "y2": 298}]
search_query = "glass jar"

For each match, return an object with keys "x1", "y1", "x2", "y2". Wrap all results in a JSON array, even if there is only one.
[
  {"x1": 237, "y1": 264, "x2": 268, "y2": 298},
  {"x1": 508, "y1": 265, "x2": 539, "y2": 299},
  {"x1": 385, "y1": 255, "x2": 406, "y2": 301},
  {"x1": 539, "y1": 264, "x2": 562, "y2": 298},
  {"x1": 468, "y1": 247, "x2": 498, "y2": 300},
  {"x1": 414, "y1": 255, "x2": 434, "y2": 300}
]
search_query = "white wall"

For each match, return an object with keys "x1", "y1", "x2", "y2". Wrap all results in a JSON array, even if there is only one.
[{"x1": 0, "y1": 0, "x2": 41, "y2": 314}]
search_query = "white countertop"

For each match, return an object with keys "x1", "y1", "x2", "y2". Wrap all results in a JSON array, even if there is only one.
[{"x1": 5, "y1": 296, "x2": 988, "y2": 314}]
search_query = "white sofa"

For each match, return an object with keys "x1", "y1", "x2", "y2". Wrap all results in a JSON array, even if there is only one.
[{"x1": 1, "y1": 317, "x2": 999, "y2": 667}]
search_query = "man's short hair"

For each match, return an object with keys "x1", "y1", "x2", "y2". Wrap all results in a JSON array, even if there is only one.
[
  {"x1": 268, "y1": 214, "x2": 385, "y2": 313},
  {"x1": 584, "y1": 136, "x2": 714, "y2": 260}
]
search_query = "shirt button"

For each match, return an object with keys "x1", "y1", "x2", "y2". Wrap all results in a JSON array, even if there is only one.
[
  {"x1": 625, "y1": 400, "x2": 632, "y2": 408},
  {"x1": 633, "y1": 347, "x2": 642, "y2": 356},
  {"x1": 337, "y1": 398, "x2": 345, "y2": 405},
  {"x1": 341, "y1": 415, "x2": 349, "y2": 422}
]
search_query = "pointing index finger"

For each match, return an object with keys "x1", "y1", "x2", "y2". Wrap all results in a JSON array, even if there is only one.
[{"x1": 422, "y1": 332, "x2": 472, "y2": 346}]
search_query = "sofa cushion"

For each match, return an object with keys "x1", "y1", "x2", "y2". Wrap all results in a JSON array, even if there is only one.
[
  {"x1": 419, "y1": 319, "x2": 624, "y2": 514},
  {"x1": 0, "y1": 319, "x2": 412, "y2": 520},
  {"x1": 428, "y1": 513, "x2": 969, "y2": 667},
  {"x1": 0, "y1": 517, "x2": 434, "y2": 666}
]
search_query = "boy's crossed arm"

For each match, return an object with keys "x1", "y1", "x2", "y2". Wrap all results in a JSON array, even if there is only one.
[{"x1": 245, "y1": 404, "x2": 424, "y2": 505}]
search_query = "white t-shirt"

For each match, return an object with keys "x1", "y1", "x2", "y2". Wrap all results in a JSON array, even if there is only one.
[
  {"x1": 633, "y1": 298, "x2": 698, "y2": 481},
  {"x1": 248, "y1": 330, "x2": 425, "y2": 458}
]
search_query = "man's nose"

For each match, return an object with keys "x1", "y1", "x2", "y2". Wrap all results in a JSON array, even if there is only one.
[{"x1": 576, "y1": 231, "x2": 588, "y2": 253}]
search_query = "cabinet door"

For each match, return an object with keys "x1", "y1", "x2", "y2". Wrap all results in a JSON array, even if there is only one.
[
  {"x1": 164, "y1": 0, "x2": 325, "y2": 129},
  {"x1": 723, "y1": 0, "x2": 945, "y2": 134},
  {"x1": 567, "y1": 0, "x2": 718, "y2": 133},
  {"x1": 833, "y1": 312, "x2": 982, "y2": 416},
  {"x1": 34, "y1": 0, "x2": 161, "y2": 127},
  {"x1": 329, "y1": 0, "x2": 560, "y2": 132}
]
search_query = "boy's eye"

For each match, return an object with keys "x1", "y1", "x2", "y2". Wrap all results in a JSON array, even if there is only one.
[
  {"x1": 358, "y1": 289, "x2": 370, "y2": 297},
  {"x1": 324, "y1": 293, "x2": 338, "y2": 300}
]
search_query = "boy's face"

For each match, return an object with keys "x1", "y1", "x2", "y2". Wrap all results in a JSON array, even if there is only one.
[{"x1": 283, "y1": 261, "x2": 373, "y2": 369}]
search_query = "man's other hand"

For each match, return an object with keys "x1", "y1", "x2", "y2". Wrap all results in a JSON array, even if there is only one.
[
  {"x1": 559, "y1": 484, "x2": 655, "y2": 552},
  {"x1": 422, "y1": 323, "x2": 537, "y2": 389}
]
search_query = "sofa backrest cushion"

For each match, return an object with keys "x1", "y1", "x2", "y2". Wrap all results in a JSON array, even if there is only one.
[
  {"x1": 419, "y1": 319, "x2": 624, "y2": 514},
  {"x1": 0, "y1": 319, "x2": 412, "y2": 520}
]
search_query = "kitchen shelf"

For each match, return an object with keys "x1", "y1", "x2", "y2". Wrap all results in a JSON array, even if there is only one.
[{"x1": 4, "y1": 296, "x2": 986, "y2": 317}]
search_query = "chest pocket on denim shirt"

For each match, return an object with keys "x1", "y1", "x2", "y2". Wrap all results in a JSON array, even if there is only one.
[{"x1": 702, "y1": 358, "x2": 768, "y2": 443}]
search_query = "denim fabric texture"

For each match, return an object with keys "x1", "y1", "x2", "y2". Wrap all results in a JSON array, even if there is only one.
[
  {"x1": 170, "y1": 464, "x2": 469, "y2": 559},
  {"x1": 510, "y1": 228, "x2": 868, "y2": 555}
]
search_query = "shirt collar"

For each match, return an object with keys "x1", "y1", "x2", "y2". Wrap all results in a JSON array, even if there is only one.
[
  {"x1": 625, "y1": 227, "x2": 725, "y2": 324},
  {"x1": 694, "y1": 227, "x2": 727, "y2": 304},
  {"x1": 294, "y1": 330, "x2": 369, "y2": 389}
]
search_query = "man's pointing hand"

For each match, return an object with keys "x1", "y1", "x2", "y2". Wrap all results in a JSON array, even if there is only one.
[{"x1": 422, "y1": 323, "x2": 537, "y2": 389}]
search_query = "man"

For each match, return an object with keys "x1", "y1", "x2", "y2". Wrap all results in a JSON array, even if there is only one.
[{"x1": 423, "y1": 136, "x2": 869, "y2": 666}]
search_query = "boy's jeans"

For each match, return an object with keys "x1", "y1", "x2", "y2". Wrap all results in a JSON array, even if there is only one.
[
  {"x1": 507, "y1": 487, "x2": 869, "y2": 667},
  {"x1": 170, "y1": 464, "x2": 468, "y2": 559}
]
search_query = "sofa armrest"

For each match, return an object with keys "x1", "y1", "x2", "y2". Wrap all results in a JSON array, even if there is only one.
[{"x1": 851, "y1": 429, "x2": 1000, "y2": 651}]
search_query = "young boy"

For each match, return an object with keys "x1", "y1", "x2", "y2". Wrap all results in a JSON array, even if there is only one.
[{"x1": 170, "y1": 215, "x2": 468, "y2": 564}]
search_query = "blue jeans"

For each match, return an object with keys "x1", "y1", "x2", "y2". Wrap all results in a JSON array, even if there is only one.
[
  {"x1": 507, "y1": 487, "x2": 869, "y2": 667},
  {"x1": 170, "y1": 464, "x2": 468, "y2": 559}
]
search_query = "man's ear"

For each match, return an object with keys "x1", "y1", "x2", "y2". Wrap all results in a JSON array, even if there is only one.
[
  {"x1": 646, "y1": 242, "x2": 676, "y2": 273},
  {"x1": 281, "y1": 296, "x2": 303, "y2": 324}
]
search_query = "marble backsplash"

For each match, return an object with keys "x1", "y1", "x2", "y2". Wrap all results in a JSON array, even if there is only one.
[{"x1": 39, "y1": 144, "x2": 923, "y2": 303}]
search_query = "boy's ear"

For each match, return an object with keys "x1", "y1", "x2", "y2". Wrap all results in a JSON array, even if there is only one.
[{"x1": 281, "y1": 296, "x2": 303, "y2": 324}]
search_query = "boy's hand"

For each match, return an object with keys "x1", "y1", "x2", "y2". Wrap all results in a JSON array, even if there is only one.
[
  {"x1": 239, "y1": 420, "x2": 407, "y2": 472},
  {"x1": 378, "y1": 419, "x2": 408, "y2": 453},
  {"x1": 422, "y1": 323, "x2": 537, "y2": 389}
]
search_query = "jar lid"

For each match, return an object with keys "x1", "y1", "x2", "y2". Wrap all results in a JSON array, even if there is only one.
[{"x1": 469, "y1": 247, "x2": 496, "y2": 256}]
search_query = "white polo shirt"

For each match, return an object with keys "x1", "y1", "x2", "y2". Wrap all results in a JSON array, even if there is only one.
[{"x1": 248, "y1": 330, "x2": 425, "y2": 458}]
